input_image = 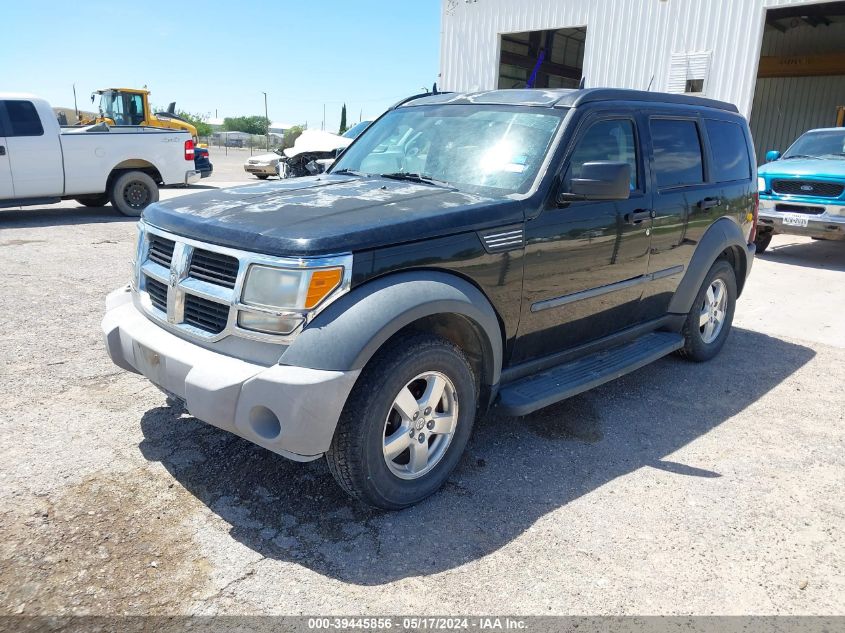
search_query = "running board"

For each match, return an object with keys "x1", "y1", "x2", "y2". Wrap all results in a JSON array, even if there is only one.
[{"x1": 497, "y1": 332, "x2": 684, "y2": 416}]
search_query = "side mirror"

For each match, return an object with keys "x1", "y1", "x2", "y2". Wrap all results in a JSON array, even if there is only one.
[
  {"x1": 765, "y1": 150, "x2": 781, "y2": 162},
  {"x1": 559, "y1": 161, "x2": 631, "y2": 203}
]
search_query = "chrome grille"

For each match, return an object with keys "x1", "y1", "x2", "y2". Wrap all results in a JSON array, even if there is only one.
[
  {"x1": 148, "y1": 236, "x2": 175, "y2": 268},
  {"x1": 184, "y1": 295, "x2": 229, "y2": 334},
  {"x1": 145, "y1": 276, "x2": 168, "y2": 312},
  {"x1": 189, "y1": 249, "x2": 239, "y2": 289},
  {"x1": 771, "y1": 179, "x2": 844, "y2": 198}
]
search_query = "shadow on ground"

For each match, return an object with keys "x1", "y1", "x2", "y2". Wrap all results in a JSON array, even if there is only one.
[
  {"x1": 138, "y1": 328, "x2": 814, "y2": 585},
  {"x1": 0, "y1": 205, "x2": 134, "y2": 228},
  {"x1": 761, "y1": 237, "x2": 845, "y2": 272}
]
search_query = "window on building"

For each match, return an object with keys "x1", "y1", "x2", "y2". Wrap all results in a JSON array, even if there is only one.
[
  {"x1": 567, "y1": 119, "x2": 638, "y2": 190},
  {"x1": 650, "y1": 119, "x2": 704, "y2": 189},
  {"x1": 3, "y1": 100, "x2": 44, "y2": 137},
  {"x1": 705, "y1": 120, "x2": 750, "y2": 183},
  {"x1": 668, "y1": 51, "x2": 711, "y2": 96}
]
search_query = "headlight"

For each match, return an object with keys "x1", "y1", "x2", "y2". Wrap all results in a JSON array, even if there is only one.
[
  {"x1": 758, "y1": 177, "x2": 766, "y2": 192},
  {"x1": 238, "y1": 264, "x2": 344, "y2": 335}
]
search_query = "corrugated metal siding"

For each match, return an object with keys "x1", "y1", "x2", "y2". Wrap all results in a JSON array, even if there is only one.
[
  {"x1": 440, "y1": 0, "x2": 837, "y2": 118},
  {"x1": 750, "y1": 75, "x2": 845, "y2": 160}
]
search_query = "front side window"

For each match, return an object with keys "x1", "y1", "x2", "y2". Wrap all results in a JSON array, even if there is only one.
[
  {"x1": 705, "y1": 119, "x2": 750, "y2": 182},
  {"x1": 3, "y1": 100, "x2": 44, "y2": 137},
  {"x1": 331, "y1": 104, "x2": 564, "y2": 195},
  {"x1": 650, "y1": 118, "x2": 704, "y2": 189},
  {"x1": 566, "y1": 119, "x2": 638, "y2": 190}
]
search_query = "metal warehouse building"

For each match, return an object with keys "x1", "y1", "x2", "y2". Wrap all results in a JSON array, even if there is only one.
[{"x1": 439, "y1": 0, "x2": 845, "y2": 161}]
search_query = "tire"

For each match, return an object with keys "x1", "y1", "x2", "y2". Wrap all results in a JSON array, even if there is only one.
[
  {"x1": 754, "y1": 232, "x2": 773, "y2": 254},
  {"x1": 109, "y1": 171, "x2": 159, "y2": 217},
  {"x1": 255, "y1": 174, "x2": 270, "y2": 180},
  {"x1": 325, "y1": 333, "x2": 478, "y2": 510},
  {"x1": 74, "y1": 194, "x2": 109, "y2": 208},
  {"x1": 678, "y1": 259, "x2": 737, "y2": 362}
]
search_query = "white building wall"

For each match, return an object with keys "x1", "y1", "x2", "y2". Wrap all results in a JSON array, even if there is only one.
[{"x1": 440, "y1": 0, "x2": 836, "y2": 118}]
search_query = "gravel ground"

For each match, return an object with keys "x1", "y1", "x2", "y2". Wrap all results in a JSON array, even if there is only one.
[{"x1": 0, "y1": 191, "x2": 843, "y2": 616}]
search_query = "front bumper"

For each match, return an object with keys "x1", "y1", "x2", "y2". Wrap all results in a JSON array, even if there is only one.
[
  {"x1": 244, "y1": 163, "x2": 278, "y2": 175},
  {"x1": 185, "y1": 170, "x2": 202, "y2": 185},
  {"x1": 101, "y1": 287, "x2": 360, "y2": 461},
  {"x1": 758, "y1": 196, "x2": 845, "y2": 241}
]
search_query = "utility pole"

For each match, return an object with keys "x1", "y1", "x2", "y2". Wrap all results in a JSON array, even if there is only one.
[
  {"x1": 322, "y1": 104, "x2": 326, "y2": 131},
  {"x1": 262, "y1": 92, "x2": 269, "y2": 151}
]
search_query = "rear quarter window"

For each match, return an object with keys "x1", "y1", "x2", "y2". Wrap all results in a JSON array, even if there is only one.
[
  {"x1": 650, "y1": 118, "x2": 704, "y2": 189},
  {"x1": 705, "y1": 119, "x2": 750, "y2": 182},
  {"x1": 4, "y1": 100, "x2": 44, "y2": 137}
]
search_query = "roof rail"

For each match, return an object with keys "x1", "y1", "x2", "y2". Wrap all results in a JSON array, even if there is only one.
[{"x1": 390, "y1": 91, "x2": 454, "y2": 110}]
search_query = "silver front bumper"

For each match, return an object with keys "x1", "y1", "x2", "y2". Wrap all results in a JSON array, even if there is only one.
[
  {"x1": 102, "y1": 287, "x2": 360, "y2": 461},
  {"x1": 758, "y1": 198, "x2": 845, "y2": 240}
]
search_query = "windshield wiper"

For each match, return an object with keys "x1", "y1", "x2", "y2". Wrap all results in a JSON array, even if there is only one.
[
  {"x1": 783, "y1": 154, "x2": 821, "y2": 160},
  {"x1": 379, "y1": 172, "x2": 452, "y2": 187},
  {"x1": 332, "y1": 168, "x2": 364, "y2": 176}
]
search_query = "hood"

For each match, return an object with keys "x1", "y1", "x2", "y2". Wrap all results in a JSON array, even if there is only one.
[
  {"x1": 142, "y1": 175, "x2": 523, "y2": 256},
  {"x1": 246, "y1": 152, "x2": 280, "y2": 164},
  {"x1": 284, "y1": 129, "x2": 352, "y2": 158},
  {"x1": 759, "y1": 158, "x2": 845, "y2": 179}
]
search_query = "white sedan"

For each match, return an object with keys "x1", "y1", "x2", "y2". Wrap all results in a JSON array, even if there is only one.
[{"x1": 243, "y1": 150, "x2": 283, "y2": 180}]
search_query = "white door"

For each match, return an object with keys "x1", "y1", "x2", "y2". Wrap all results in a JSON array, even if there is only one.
[
  {"x1": 0, "y1": 135, "x2": 13, "y2": 199},
  {"x1": 2, "y1": 99, "x2": 63, "y2": 198}
]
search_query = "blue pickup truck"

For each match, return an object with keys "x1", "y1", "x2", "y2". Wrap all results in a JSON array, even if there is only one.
[{"x1": 756, "y1": 127, "x2": 845, "y2": 253}]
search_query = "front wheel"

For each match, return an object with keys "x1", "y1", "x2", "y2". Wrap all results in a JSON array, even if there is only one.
[
  {"x1": 255, "y1": 174, "x2": 270, "y2": 180},
  {"x1": 754, "y1": 232, "x2": 773, "y2": 254},
  {"x1": 326, "y1": 333, "x2": 477, "y2": 510},
  {"x1": 678, "y1": 259, "x2": 737, "y2": 362},
  {"x1": 109, "y1": 171, "x2": 159, "y2": 217}
]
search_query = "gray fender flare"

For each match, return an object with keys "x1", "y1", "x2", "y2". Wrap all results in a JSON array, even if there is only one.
[
  {"x1": 279, "y1": 270, "x2": 504, "y2": 386},
  {"x1": 668, "y1": 217, "x2": 750, "y2": 315}
]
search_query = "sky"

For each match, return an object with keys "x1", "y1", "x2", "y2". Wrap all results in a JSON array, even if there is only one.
[{"x1": 2, "y1": 1, "x2": 442, "y2": 131}]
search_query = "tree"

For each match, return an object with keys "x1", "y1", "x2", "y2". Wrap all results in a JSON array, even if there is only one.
[
  {"x1": 223, "y1": 115, "x2": 269, "y2": 136},
  {"x1": 283, "y1": 125, "x2": 305, "y2": 150},
  {"x1": 176, "y1": 111, "x2": 212, "y2": 137},
  {"x1": 339, "y1": 103, "x2": 347, "y2": 134}
]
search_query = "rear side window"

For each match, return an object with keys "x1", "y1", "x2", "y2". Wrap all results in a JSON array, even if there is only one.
[
  {"x1": 650, "y1": 118, "x2": 704, "y2": 189},
  {"x1": 567, "y1": 119, "x2": 639, "y2": 190},
  {"x1": 4, "y1": 100, "x2": 44, "y2": 137},
  {"x1": 705, "y1": 119, "x2": 750, "y2": 182}
]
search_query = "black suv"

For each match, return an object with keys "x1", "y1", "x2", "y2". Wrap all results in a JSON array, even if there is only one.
[{"x1": 103, "y1": 88, "x2": 757, "y2": 509}]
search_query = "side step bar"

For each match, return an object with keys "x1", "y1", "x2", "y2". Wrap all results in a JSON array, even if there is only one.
[{"x1": 497, "y1": 332, "x2": 684, "y2": 416}]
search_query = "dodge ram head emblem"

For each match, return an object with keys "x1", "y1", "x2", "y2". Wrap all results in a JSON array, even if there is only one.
[{"x1": 801, "y1": 185, "x2": 814, "y2": 192}]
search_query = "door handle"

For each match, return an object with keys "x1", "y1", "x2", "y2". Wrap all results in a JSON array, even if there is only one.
[
  {"x1": 624, "y1": 209, "x2": 654, "y2": 224},
  {"x1": 698, "y1": 197, "x2": 721, "y2": 210},
  {"x1": 0, "y1": 146, "x2": 5, "y2": 156}
]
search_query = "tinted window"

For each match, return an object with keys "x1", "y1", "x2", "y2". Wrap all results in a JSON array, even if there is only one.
[
  {"x1": 706, "y1": 119, "x2": 750, "y2": 182},
  {"x1": 650, "y1": 119, "x2": 704, "y2": 188},
  {"x1": 568, "y1": 119, "x2": 638, "y2": 189},
  {"x1": 4, "y1": 100, "x2": 44, "y2": 137}
]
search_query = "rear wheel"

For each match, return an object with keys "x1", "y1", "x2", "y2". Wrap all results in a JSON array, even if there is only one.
[
  {"x1": 678, "y1": 259, "x2": 737, "y2": 362},
  {"x1": 326, "y1": 333, "x2": 477, "y2": 510},
  {"x1": 74, "y1": 194, "x2": 109, "y2": 208},
  {"x1": 109, "y1": 171, "x2": 159, "y2": 217}
]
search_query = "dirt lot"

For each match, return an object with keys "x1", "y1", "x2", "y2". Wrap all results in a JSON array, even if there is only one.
[{"x1": 0, "y1": 188, "x2": 843, "y2": 616}]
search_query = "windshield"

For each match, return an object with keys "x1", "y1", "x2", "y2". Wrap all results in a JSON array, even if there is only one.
[
  {"x1": 342, "y1": 120, "x2": 372, "y2": 139},
  {"x1": 330, "y1": 105, "x2": 564, "y2": 195},
  {"x1": 98, "y1": 91, "x2": 119, "y2": 121},
  {"x1": 784, "y1": 130, "x2": 845, "y2": 159}
]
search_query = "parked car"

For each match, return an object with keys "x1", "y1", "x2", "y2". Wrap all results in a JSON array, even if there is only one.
[
  {"x1": 756, "y1": 127, "x2": 845, "y2": 252},
  {"x1": 103, "y1": 88, "x2": 756, "y2": 509},
  {"x1": 194, "y1": 146, "x2": 213, "y2": 178},
  {"x1": 0, "y1": 94, "x2": 199, "y2": 215},
  {"x1": 243, "y1": 149, "x2": 281, "y2": 180}
]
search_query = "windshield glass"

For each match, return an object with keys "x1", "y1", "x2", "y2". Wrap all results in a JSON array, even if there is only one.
[
  {"x1": 784, "y1": 130, "x2": 845, "y2": 159},
  {"x1": 99, "y1": 91, "x2": 117, "y2": 120},
  {"x1": 342, "y1": 120, "x2": 371, "y2": 139},
  {"x1": 331, "y1": 104, "x2": 564, "y2": 195}
]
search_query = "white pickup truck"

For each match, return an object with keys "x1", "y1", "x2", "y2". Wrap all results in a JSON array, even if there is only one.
[{"x1": 0, "y1": 93, "x2": 200, "y2": 216}]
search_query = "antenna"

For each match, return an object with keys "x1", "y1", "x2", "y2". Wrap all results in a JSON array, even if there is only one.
[
  {"x1": 72, "y1": 83, "x2": 79, "y2": 121},
  {"x1": 646, "y1": 75, "x2": 655, "y2": 91},
  {"x1": 578, "y1": 77, "x2": 586, "y2": 89}
]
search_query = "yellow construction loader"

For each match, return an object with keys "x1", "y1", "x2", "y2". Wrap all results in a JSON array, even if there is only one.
[{"x1": 80, "y1": 88, "x2": 198, "y2": 141}]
